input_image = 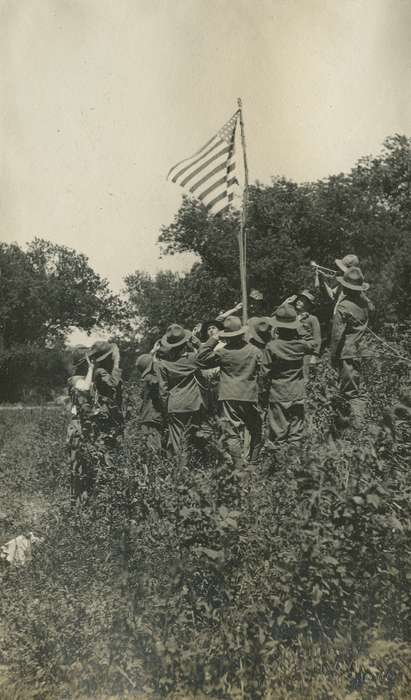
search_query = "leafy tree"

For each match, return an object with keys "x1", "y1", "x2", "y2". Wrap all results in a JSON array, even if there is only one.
[
  {"x1": 124, "y1": 265, "x2": 235, "y2": 336},
  {"x1": 0, "y1": 238, "x2": 122, "y2": 348}
]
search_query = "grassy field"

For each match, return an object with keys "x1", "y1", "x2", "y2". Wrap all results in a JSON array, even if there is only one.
[{"x1": 0, "y1": 354, "x2": 410, "y2": 699}]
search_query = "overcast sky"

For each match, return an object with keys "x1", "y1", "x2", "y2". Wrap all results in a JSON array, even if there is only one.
[{"x1": 2, "y1": 0, "x2": 410, "y2": 292}]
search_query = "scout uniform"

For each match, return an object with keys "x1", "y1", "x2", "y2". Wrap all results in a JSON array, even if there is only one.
[
  {"x1": 197, "y1": 316, "x2": 263, "y2": 466},
  {"x1": 156, "y1": 325, "x2": 207, "y2": 456},
  {"x1": 67, "y1": 342, "x2": 123, "y2": 502},
  {"x1": 135, "y1": 353, "x2": 164, "y2": 451},
  {"x1": 330, "y1": 267, "x2": 370, "y2": 428},
  {"x1": 244, "y1": 317, "x2": 272, "y2": 456},
  {"x1": 262, "y1": 305, "x2": 316, "y2": 446},
  {"x1": 294, "y1": 290, "x2": 322, "y2": 380},
  {"x1": 197, "y1": 319, "x2": 225, "y2": 416}
]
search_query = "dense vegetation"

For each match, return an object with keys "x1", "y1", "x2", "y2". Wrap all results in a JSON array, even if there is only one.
[{"x1": 0, "y1": 344, "x2": 410, "y2": 698}]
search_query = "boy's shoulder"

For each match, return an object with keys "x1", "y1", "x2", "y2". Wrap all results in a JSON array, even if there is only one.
[
  {"x1": 266, "y1": 337, "x2": 308, "y2": 354},
  {"x1": 337, "y1": 296, "x2": 368, "y2": 316}
]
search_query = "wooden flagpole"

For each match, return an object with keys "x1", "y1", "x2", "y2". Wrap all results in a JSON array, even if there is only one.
[{"x1": 237, "y1": 98, "x2": 249, "y2": 324}]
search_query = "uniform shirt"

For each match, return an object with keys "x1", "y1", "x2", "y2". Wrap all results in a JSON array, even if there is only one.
[
  {"x1": 297, "y1": 312, "x2": 321, "y2": 355},
  {"x1": 156, "y1": 352, "x2": 206, "y2": 414},
  {"x1": 197, "y1": 336, "x2": 262, "y2": 402},
  {"x1": 262, "y1": 338, "x2": 316, "y2": 404},
  {"x1": 330, "y1": 297, "x2": 370, "y2": 360}
]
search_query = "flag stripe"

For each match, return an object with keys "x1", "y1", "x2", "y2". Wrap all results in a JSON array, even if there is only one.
[
  {"x1": 167, "y1": 133, "x2": 222, "y2": 180},
  {"x1": 189, "y1": 159, "x2": 235, "y2": 194},
  {"x1": 210, "y1": 192, "x2": 235, "y2": 216},
  {"x1": 198, "y1": 171, "x2": 236, "y2": 201},
  {"x1": 180, "y1": 145, "x2": 232, "y2": 187},
  {"x1": 206, "y1": 189, "x2": 230, "y2": 211},
  {"x1": 169, "y1": 137, "x2": 224, "y2": 182}
]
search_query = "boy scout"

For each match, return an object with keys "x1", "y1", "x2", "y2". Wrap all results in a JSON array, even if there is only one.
[
  {"x1": 262, "y1": 305, "x2": 316, "y2": 447},
  {"x1": 135, "y1": 353, "x2": 164, "y2": 451},
  {"x1": 294, "y1": 290, "x2": 321, "y2": 380},
  {"x1": 156, "y1": 324, "x2": 207, "y2": 456},
  {"x1": 330, "y1": 267, "x2": 370, "y2": 428},
  {"x1": 197, "y1": 316, "x2": 263, "y2": 466}
]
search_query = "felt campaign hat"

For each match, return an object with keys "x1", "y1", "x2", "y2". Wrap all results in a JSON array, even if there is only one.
[
  {"x1": 335, "y1": 254, "x2": 359, "y2": 273},
  {"x1": 271, "y1": 304, "x2": 300, "y2": 330},
  {"x1": 161, "y1": 324, "x2": 192, "y2": 349},
  {"x1": 219, "y1": 315, "x2": 247, "y2": 338},
  {"x1": 297, "y1": 289, "x2": 315, "y2": 305},
  {"x1": 336, "y1": 267, "x2": 368, "y2": 291},
  {"x1": 135, "y1": 353, "x2": 154, "y2": 378},
  {"x1": 88, "y1": 341, "x2": 114, "y2": 363},
  {"x1": 247, "y1": 316, "x2": 272, "y2": 344}
]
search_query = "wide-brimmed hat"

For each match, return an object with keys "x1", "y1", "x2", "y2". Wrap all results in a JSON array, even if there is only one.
[
  {"x1": 336, "y1": 267, "x2": 368, "y2": 291},
  {"x1": 200, "y1": 319, "x2": 224, "y2": 342},
  {"x1": 271, "y1": 304, "x2": 300, "y2": 330},
  {"x1": 247, "y1": 316, "x2": 272, "y2": 344},
  {"x1": 335, "y1": 254, "x2": 359, "y2": 273},
  {"x1": 135, "y1": 353, "x2": 154, "y2": 378},
  {"x1": 249, "y1": 288, "x2": 264, "y2": 301},
  {"x1": 297, "y1": 289, "x2": 315, "y2": 305},
  {"x1": 88, "y1": 341, "x2": 114, "y2": 363},
  {"x1": 161, "y1": 324, "x2": 192, "y2": 349},
  {"x1": 219, "y1": 315, "x2": 247, "y2": 338}
]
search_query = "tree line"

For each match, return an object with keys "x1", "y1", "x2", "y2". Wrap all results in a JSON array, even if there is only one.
[{"x1": 1, "y1": 134, "x2": 410, "y2": 401}]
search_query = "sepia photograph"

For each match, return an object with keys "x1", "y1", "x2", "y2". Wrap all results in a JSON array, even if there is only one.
[{"x1": 1, "y1": 0, "x2": 411, "y2": 697}]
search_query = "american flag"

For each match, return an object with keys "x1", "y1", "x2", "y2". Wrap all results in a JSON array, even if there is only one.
[{"x1": 167, "y1": 110, "x2": 241, "y2": 216}]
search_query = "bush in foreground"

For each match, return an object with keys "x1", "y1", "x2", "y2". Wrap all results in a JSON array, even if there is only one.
[{"x1": 0, "y1": 355, "x2": 410, "y2": 698}]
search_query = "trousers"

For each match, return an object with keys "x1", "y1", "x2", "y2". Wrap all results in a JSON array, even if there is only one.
[
  {"x1": 267, "y1": 401, "x2": 304, "y2": 445},
  {"x1": 338, "y1": 358, "x2": 367, "y2": 426},
  {"x1": 167, "y1": 411, "x2": 201, "y2": 457},
  {"x1": 219, "y1": 400, "x2": 262, "y2": 464}
]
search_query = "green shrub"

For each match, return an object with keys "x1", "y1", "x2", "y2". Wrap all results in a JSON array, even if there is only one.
[
  {"x1": 0, "y1": 344, "x2": 68, "y2": 403},
  {"x1": 0, "y1": 355, "x2": 410, "y2": 698}
]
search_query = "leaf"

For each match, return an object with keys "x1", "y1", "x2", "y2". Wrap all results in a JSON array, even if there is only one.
[
  {"x1": 312, "y1": 584, "x2": 323, "y2": 606},
  {"x1": 390, "y1": 515, "x2": 403, "y2": 531},
  {"x1": 284, "y1": 599, "x2": 293, "y2": 614},
  {"x1": 195, "y1": 547, "x2": 225, "y2": 562},
  {"x1": 366, "y1": 493, "x2": 381, "y2": 508},
  {"x1": 352, "y1": 496, "x2": 364, "y2": 505},
  {"x1": 324, "y1": 555, "x2": 339, "y2": 566},
  {"x1": 224, "y1": 517, "x2": 238, "y2": 529}
]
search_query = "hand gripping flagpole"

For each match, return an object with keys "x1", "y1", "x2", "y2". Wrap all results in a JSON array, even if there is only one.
[{"x1": 237, "y1": 98, "x2": 249, "y2": 325}]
